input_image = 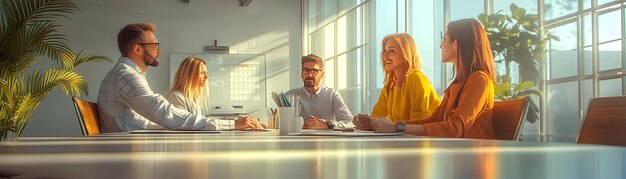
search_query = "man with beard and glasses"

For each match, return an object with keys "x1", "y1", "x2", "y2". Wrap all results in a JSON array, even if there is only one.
[
  {"x1": 97, "y1": 23, "x2": 261, "y2": 132},
  {"x1": 285, "y1": 54, "x2": 354, "y2": 129}
]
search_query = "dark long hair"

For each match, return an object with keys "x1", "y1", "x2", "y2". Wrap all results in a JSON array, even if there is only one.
[{"x1": 447, "y1": 18, "x2": 496, "y2": 84}]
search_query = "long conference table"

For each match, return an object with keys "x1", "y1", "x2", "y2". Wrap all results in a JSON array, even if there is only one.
[{"x1": 0, "y1": 130, "x2": 624, "y2": 179}]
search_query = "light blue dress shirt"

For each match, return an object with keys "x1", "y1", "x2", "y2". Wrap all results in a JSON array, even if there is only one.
[{"x1": 286, "y1": 86, "x2": 355, "y2": 129}]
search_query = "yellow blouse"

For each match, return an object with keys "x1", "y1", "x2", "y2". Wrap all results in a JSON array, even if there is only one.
[
  {"x1": 413, "y1": 71, "x2": 495, "y2": 139},
  {"x1": 371, "y1": 70, "x2": 441, "y2": 122}
]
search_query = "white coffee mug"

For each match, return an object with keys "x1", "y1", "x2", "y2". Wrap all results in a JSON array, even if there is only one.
[{"x1": 290, "y1": 116, "x2": 304, "y2": 133}]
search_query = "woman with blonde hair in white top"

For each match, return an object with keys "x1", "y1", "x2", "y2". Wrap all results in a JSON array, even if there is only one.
[
  {"x1": 168, "y1": 56, "x2": 265, "y2": 130},
  {"x1": 167, "y1": 56, "x2": 208, "y2": 115}
]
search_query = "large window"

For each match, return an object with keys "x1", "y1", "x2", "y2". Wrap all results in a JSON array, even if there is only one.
[
  {"x1": 450, "y1": 0, "x2": 484, "y2": 21},
  {"x1": 545, "y1": 0, "x2": 625, "y2": 141},
  {"x1": 305, "y1": 0, "x2": 367, "y2": 114}
]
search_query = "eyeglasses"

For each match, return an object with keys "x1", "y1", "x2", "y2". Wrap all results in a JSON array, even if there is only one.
[
  {"x1": 137, "y1": 42, "x2": 160, "y2": 50},
  {"x1": 301, "y1": 68, "x2": 322, "y2": 75}
]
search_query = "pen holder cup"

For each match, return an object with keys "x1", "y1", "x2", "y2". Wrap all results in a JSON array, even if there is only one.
[{"x1": 278, "y1": 107, "x2": 296, "y2": 134}]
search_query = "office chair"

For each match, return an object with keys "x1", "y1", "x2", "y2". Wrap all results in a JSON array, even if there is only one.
[
  {"x1": 72, "y1": 97, "x2": 102, "y2": 135},
  {"x1": 492, "y1": 96, "x2": 530, "y2": 141},
  {"x1": 576, "y1": 96, "x2": 626, "y2": 146}
]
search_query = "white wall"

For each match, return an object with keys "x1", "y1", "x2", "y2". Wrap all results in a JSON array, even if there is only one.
[{"x1": 22, "y1": 0, "x2": 302, "y2": 137}]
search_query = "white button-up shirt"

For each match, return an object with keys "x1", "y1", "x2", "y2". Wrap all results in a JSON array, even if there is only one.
[
  {"x1": 167, "y1": 90, "x2": 204, "y2": 116},
  {"x1": 286, "y1": 86, "x2": 355, "y2": 129},
  {"x1": 97, "y1": 57, "x2": 233, "y2": 132}
]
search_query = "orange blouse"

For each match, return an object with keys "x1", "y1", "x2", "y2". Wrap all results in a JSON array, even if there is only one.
[{"x1": 408, "y1": 71, "x2": 494, "y2": 139}]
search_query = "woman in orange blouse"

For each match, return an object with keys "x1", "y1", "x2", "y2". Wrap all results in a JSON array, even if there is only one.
[{"x1": 371, "y1": 18, "x2": 496, "y2": 139}]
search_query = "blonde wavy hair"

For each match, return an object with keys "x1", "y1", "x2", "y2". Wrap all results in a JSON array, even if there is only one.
[
  {"x1": 380, "y1": 33, "x2": 422, "y2": 91},
  {"x1": 169, "y1": 56, "x2": 207, "y2": 103}
]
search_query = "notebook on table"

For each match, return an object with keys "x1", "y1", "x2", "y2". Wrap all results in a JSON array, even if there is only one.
[{"x1": 128, "y1": 130, "x2": 221, "y2": 134}]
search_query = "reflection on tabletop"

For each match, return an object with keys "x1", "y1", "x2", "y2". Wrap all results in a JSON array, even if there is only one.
[{"x1": 1, "y1": 130, "x2": 624, "y2": 179}]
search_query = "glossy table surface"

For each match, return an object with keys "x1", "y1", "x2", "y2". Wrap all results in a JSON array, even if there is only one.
[{"x1": 1, "y1": 130, "x2": 624, "y2": 179}]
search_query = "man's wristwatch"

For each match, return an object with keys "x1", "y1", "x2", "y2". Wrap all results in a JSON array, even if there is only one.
[
  {"x1": 326, "y1": 120, "x2": 335, "y2": 129},
  {"x1": 395, "y1": 122, "x2": 406, "y2": 133},
  {"x1": 319, "y1": 119, "x2": 335, "y2": 129}
]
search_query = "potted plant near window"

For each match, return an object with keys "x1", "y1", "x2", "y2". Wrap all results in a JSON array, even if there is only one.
[
  {"x1": 0, "y1": 0, "x2": 110, "y2": 141},
  {"x1": 478, "y1": 3, "x2": 558, "y2": 124}
]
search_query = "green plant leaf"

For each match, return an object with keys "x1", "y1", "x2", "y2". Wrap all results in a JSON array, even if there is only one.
[
  {"x1": 511, "y1": 4, "x2": 526, "y2": 20},
  {"x1": 478, "y1": 14, "x2": 486, "y2": 22},
  {"x1": 0, "y1": 0, "x2": 76, "y2": 65},
  {"x1": 514, "y1": 81, "x2": 535, "y2": 91},
  {"x1": 67, "y1": 51, "x2": 111, "y2": 70},
  {"x1": 526, "y1": 14, "x2": 539, "y2": 21},
  {"x1": 494, "y1": 83, "x2": 512, "y2": 94},
  {"x1": 0, "y1": 109, "x2": 6, "y2": 124},
  {"x1": 2, "y1": 0, "x2": 77, "y2": 24},
  {"x1": 27, "y1": 69, "x2": 88, "y2": 97}
]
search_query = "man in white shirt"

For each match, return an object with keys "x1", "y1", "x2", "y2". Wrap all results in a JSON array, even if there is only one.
[
  {"x1": 286, "y1": 54, "x2": 355, "y2": 129},
  {"x1": 97, "y1": 23, "x2": 260, "y2": 132}
]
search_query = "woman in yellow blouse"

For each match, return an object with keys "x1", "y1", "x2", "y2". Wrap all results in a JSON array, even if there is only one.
[
  {"x1": 355, "y1": 33, "x2": 440, "y2": 124},
  {"x1": 371, "y1": 18, "x2": 496, "y2": 139}
]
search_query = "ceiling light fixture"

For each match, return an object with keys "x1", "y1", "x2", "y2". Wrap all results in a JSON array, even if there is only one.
[{"x1": 239, "y1": 0, "x2": 252, "y2": 7}]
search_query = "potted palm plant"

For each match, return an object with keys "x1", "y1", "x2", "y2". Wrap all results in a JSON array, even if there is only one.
[
  {"x1": 478, "y1": 3, "x2": 558, "y2": 124},
  {"x1": 0, "y1": 0, "x2": 110, "y2": 141}
]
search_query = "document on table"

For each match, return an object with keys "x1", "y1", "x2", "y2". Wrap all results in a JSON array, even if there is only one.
[
  {"x1": 293, "y1": 129, "x2": 404, "y2": 136},
  {"x1": 128, "y1": 130, "x2": 221, "y2": 134}
]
